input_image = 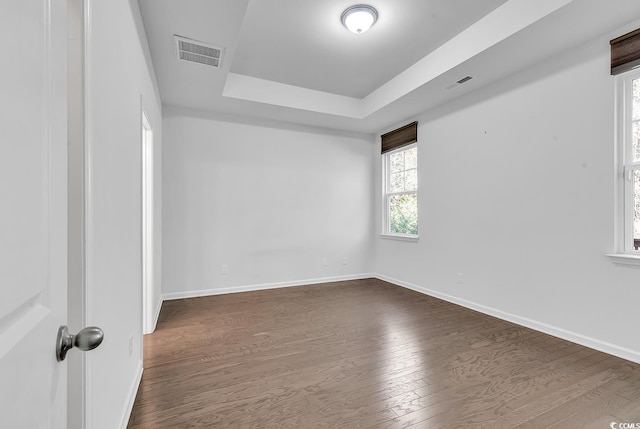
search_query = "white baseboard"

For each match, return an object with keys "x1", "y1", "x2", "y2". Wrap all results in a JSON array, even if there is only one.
[
  {"x1": 374, "y1": 273, "x2": 640, "y2": 365},
  {"x1": 163, "y1": 273, "x2": 375, "y2": 301},
  {"x1": 120, "y1": 362, "x2": 143, "y2": 429}
]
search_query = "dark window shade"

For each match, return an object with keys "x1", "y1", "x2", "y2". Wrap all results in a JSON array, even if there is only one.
[
  {"x1": 611, "y1": 28, "x2": 640, "y2": 75},
  {"x1": 381, "y1": 121, "x2": 418, "y2": 154}
]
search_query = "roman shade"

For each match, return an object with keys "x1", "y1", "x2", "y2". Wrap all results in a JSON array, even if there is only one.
[
  {"x1": 381, "y1": 121, "x2": 418, "y2": 154},
  {"x1": 611, "y1": 28, "x2": 640, "y2": 75}
]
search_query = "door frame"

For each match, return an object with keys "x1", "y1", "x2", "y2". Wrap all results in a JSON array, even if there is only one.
[
  {"x1": 67, "y1": 0, "x2": 90, "y2": 427},
  {"x1": 141, "y1": 106, "x2": 155, "y2": 335}
]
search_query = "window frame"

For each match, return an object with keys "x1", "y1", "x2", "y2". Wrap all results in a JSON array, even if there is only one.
[
  {"x1": 611, "y1": 69, "x2": 640, "y2": 262},
  {"x1": 381, "y1": 143, "x2": 419, "y2": 240}
]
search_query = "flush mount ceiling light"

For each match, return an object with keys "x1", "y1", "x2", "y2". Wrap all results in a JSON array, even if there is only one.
[{"x1": 341, "y1": 4, "x2": 378, "y2": 34}]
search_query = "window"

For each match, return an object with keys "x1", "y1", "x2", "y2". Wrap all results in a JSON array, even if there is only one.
[
  {"x1": 616, "y1": 70, "x2": 640, "y2": 254},
  {"x1": 383, "y1": 144, "x2": 418, "y2": 237}
]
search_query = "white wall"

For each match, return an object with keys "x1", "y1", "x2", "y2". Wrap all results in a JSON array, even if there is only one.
[
  {"x1": 374, "y1": 34, "x2": 640, "y2": 362},
  {"x1": 162, "y1": 107, "x2": 374, "y2": 298},
  {"x1": 84, "y1": 0, "x2": 162, "y2": 427}
]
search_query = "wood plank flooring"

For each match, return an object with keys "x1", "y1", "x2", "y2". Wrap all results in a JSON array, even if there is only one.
[{"x1": 127, "y1": 278, "x2": 640, "y2": 428}]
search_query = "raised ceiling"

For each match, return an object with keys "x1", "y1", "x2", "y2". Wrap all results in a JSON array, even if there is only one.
[
  {"x1": 138, "y1": 0, "x2": 640, "y2": 134},
  {"x1": 230, "y1": 0, "x2": 508, "y2": 98}
]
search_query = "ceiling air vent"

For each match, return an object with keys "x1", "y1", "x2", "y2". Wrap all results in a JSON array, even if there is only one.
[
  {"x1": 174, "y1": 35, "x2": 224, "y2": 68},
  {"x1": 445, "y1": 76, "x2": 473, "y2": 90}
]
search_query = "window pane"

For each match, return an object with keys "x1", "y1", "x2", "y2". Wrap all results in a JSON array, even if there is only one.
[
  {"x1": 404, "y1": 147, "x2": 417, "y2": 169},
  {"x1": 390, "y1": 172, "x2": 404, "y2": 192},
  {"x1": 390, "y1": 152, "x2": 404, "y2": 173},
  {"x1": 389, "y1": 193, "x2": 418, "y2": 235},
  {"x1": 405, "y1": 169, "x2": 417, "y2": 191},
  {"x1": 635, "y1": 170, "x2": 640, "y2": 248},
  {"x1": 633, "y1": 78, "x2": 640, "y2": 121},
  {"x1": 633, "y1": 121, "x2": 640, "y2": 163}
]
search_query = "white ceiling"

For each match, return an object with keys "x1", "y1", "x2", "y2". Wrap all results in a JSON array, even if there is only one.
[
  {"x1": 138, "y1": 0, "x2": 640, "y2": 135},
  {"x1": 231, "y1": 0, "x2": 508, "y2": 98}
]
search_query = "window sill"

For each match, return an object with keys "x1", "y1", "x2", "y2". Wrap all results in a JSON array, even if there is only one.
[
  {"x1": 380, "y1": 234, "x2": 419, "y2": 242},
  {"x1": 606, "y1": 253, "x2": 640, "y2": 267}
]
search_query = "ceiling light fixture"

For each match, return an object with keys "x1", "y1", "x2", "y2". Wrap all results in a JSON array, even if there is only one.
[{"x1": 341, "y1": 5, "x2": 378, "y2": 34}]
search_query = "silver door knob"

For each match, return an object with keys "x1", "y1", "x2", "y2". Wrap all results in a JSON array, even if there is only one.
[{"x1": 56, "y1": 325, "x2": 104, "y2": 362}]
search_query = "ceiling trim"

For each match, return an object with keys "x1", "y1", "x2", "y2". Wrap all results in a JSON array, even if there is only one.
[{"x1": 223, "y1": 73, "x2": 364, "y2": 118}]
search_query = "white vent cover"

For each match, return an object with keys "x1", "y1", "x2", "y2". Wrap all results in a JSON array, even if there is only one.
[
  {"x1": 174, "y1": 35, "x2": 224, "y2": 68},
  {"x1": 446, "y1": 76, "x2": 473, "y2": 90}
]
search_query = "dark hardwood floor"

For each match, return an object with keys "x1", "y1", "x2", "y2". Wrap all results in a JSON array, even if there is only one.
[{"x1": 128, "y1": 278, "x2": 640, "y2": 428}]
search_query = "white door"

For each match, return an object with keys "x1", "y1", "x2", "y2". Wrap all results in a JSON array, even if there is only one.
[{"x1": 0, "y1": 1, "x2": 69, "y2": 427}]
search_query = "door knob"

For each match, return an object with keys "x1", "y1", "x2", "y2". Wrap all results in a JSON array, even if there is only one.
[{"x1": 56, "y1": 325, "x2": 104, "y2": 362}]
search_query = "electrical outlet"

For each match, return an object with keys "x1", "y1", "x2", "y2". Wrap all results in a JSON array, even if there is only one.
[
  {"x1": 322, "y1": 258, "x2": 328, "y2": 266},
  {"x1": 128, "y1": 335, "x2": 133, "y2": 357},
  {"x1": 221, "y1": 264, "x2": 228, "y2": 274},
  {"x1": 457, "y1": 273, "x2": 464, "y2": 284}
]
